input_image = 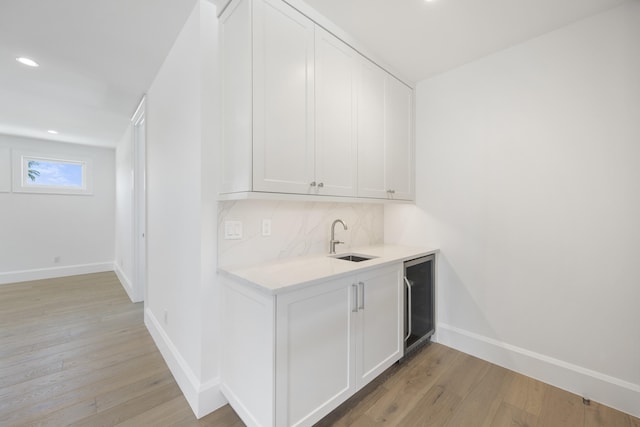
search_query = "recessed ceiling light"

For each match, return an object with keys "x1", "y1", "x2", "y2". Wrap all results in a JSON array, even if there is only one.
[
  {"x1": 47, "y1": 130, "x2": 58, "y2": 134},
  {"x1": 16, "y1": 57, "x2": 39, "y2": 67}
]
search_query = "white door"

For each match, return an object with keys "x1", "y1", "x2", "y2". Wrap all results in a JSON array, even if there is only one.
[
  {"x1": 252, "y1": 0, "x2": 315, "y2": 194},
  {"x1": 357, "y1": 57, "x2": 387, "y2": 198},
  {"x1": 356, "y1": 264, "x2": 403, "y2": 388},
  {"x1": 314, "y1": 27, "x2": 357, "y2": 197},
  {"x1": 276, "y1": 276, "x2": 357, "y2": 427},
  {"x1": 132, "y1": 98, "x2": 146, "y2": 302},
  {"x1": 385, "y1": 76, "x2": 414, "y2": 200}
]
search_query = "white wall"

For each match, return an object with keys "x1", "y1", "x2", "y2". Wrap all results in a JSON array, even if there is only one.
[
  {"x1": 386, "y1": 2, "x2": 640, "y2": 417},
  {"x1": 0, "y1": 134, "x2": 115, "y2": 284},
  {"x1": 144, "y1": 0, "x2": 223, "y2": 417},
  {"x1": 114, "y1": 125, "x2": 134, "y2": 297},
  {"x1": 218, "y1": 200, "x2": 384, "y2": 269}
]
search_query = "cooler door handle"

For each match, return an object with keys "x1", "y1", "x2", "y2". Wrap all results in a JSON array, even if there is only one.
[{"x1": 404, "y1": 276, "x2": 412, "y2": 341}]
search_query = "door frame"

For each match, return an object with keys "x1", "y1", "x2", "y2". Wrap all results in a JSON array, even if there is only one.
[{"x1": 131, "y1": 96, "x2": 147, "y2": 302}]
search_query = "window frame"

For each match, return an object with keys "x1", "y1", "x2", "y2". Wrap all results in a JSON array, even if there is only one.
[{"x1": 12, "y1": 150, "x2": 93, "y2": 195}]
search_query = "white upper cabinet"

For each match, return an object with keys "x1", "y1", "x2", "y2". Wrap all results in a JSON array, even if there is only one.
[
  {"x1": 357, "y1": 58, "x2": 387, "y2": 199},
  {"x1": 220, "y1": 0, "x2": 414, "y2": 201},
  {"x1": 253, "y1": 0, "x2": 315, "y2": 194},
  {"x1": 357, "y1": 59, "x2": 414, "y2": 201},
  {"x1": 385, "y1": 75, "x2": 414, "y2": 200},
  {"x1": 314, "y1": 27, "x2": 358, "y2": 197}
]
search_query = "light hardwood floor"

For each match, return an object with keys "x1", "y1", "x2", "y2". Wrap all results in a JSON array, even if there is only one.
[
  {"x1": 1, "y1": 272, "x2": 637, "y2": 426},
  {"x1": 0, "y1": 272, "x2": 240, "y2": 426}
]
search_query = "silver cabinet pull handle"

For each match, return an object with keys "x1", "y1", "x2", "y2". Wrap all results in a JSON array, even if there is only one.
[
  {"x1": 404, "y1": 277, "x2": 412, "y2": 341},
  {"x1": 358, "y1": 281, "x2": 365, "y2": 310},
  {"x1": 352, "y1": 284, "x2": 358, "y2": 313}
]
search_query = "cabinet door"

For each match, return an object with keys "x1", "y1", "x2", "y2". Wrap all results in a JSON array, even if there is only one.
[
  {"x1": 357, "y1": 58, "x2": 387, "y2": 198},
  {"x1": 356, "y1": 264, "x2": 403, "y2": 388},
  {"x1": 314, "y1": 27, "x2": 357, "y2": 197},
  {"x1": 385, "y1": 76, "x2": 414, "y2": 200},
  {"x1": 253, "y1": 0, "x2": 315, "y2": 194},
  {"x1": 275, "y1": 277, "x2": 357, "y2": 427}
]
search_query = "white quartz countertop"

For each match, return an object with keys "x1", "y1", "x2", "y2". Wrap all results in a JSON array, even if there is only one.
[{"x1": 218, "y1": 244, "x2": 439, "y2": 295}]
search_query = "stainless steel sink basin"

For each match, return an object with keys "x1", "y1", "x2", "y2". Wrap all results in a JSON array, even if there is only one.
[{"x1": 330, "y1": 253, "x2": 377, "y2": 262}]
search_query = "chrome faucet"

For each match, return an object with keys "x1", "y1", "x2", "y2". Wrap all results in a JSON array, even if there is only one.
[{"x1": 329, "y1": 219, "x2": 348, "y2": 254}]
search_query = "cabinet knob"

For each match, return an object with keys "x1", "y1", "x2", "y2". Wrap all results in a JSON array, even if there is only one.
[
  {"x1": 317, "y1": 182, "x2": 324, "y2": 188},
  {"x1": 310, "y1": 181, "x2": 316, "y2": 187},
  {"x1": 387, "y1": 189, "x2": 395, "y2": 194}
]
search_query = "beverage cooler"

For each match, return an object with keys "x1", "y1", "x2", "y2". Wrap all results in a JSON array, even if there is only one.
[{"x1": 403, "y1": 255, "x2": 435, "y2": 356}]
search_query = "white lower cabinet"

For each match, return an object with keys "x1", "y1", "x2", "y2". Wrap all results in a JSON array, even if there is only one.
[
  {"x1": 275, "y1": 276, "x2": 355, "y2": 427},
  {"x1": 221, "y1": 263, "x2": 403, "y2": 427},
  {"x1": 355, "y1": 266, "x2": 405, "y2": 386}
]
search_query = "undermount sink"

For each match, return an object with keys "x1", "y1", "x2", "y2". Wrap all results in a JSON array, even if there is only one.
[{"x1": 330, "y1": 253, "x2": 377, "y2": 262}]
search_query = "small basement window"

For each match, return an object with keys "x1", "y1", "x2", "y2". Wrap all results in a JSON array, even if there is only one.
[{"x1": 13, "y1": 153, "x2": 92, "y2": 195}]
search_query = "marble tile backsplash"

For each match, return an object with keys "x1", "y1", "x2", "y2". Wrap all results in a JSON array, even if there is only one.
[{"x1": 218, "y1": 200, "x2": 384, "y2": 269}]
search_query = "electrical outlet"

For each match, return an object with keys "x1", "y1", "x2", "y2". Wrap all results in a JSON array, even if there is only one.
[
  {"x1": 262, "y1": 219, "x2": 271, "y2": 236},
  {"x1": 224, "y1": 221, "x2": 243, "y2": 240}
]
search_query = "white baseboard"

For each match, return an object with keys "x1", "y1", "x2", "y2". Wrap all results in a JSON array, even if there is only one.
[
  {"x1": 0, "y1": 262, "x2": 114, "y2": 285},
  {"x1": 113, "y1": 263, "x2": 137, "y2": 302},
  {"x1": 437, "y1": 323, "x2": 640, "y2": 419},
  {"x1": 144, "y1": 308, "x2": 227, "y2": 418},
  {"x1": 220, "y1": 383, "x2": 262, "y2": 427}
]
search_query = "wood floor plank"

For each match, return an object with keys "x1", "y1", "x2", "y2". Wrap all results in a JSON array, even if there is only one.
[
  {"x1": 0, "y1": 331, "x2": 154, "y2": 389},
  {"x1": 0, "y1": 353, "x2": 169, "y2": 425},
  {"x1": 192, "y1": 404, "x2": 247, "y2": 427},
  {"x1": 315, "y1": 373, "x2": 390, "y2": 427},
  {"x1": 444, "y1": 363, "x2": 509, "y2": 426},
  {"x1": 489, "y1": 401, "x2": 540, "y2": 427},
  {"x1": 365, "y1": 343, "x2": 459, "y2": 424},
  {"x1": 341, "y1": 413, "x2": 384, "y2": 427},
  {"x1": 537, "y1": 385, "x2": 585, "y2": 427},
  {"x1": 397, "y1": 383, "x2": 462, "y2": 426},
  {"x1": 0, "y1": 325, "x2": 150, "y2": 377},
  {"x1": 0, "y1": 347, "x2": 165, "y2": 404},
  {"x1": 389, "y1": 349, "x2": 490, "y2": 426},
  {"x1": 69, "y1": 382, "x2": 184, "y2": 427},
  {"x1": 499, "y1": 370, "x2": 547, "y2": 418},
  {"x1": 28, "y1": 399, "x2": 99, "y2": 427},
  {"x1": 0, "y1": 325, "x2": 149, "y2": 366},
  {"x1": 585, "y1": 400, "x2": 634, "y2": 427},
  {"x1": 94, "y1": 369, "x2": 177, "y2": 413},
  {"x1": 114, "y1": 395, "x2": 194, "y2": 427}
]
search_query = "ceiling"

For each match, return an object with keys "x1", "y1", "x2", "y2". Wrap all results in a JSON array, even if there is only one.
[
  {"x1": 0, "y1": 0, "x2": 630, "y2": 149},
  {"x1": 304, "y1": 0, "x2": 630, "y2": 84},
  {"x1": 0, "y1": 0, "x2": 197, "y2": 148}
]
